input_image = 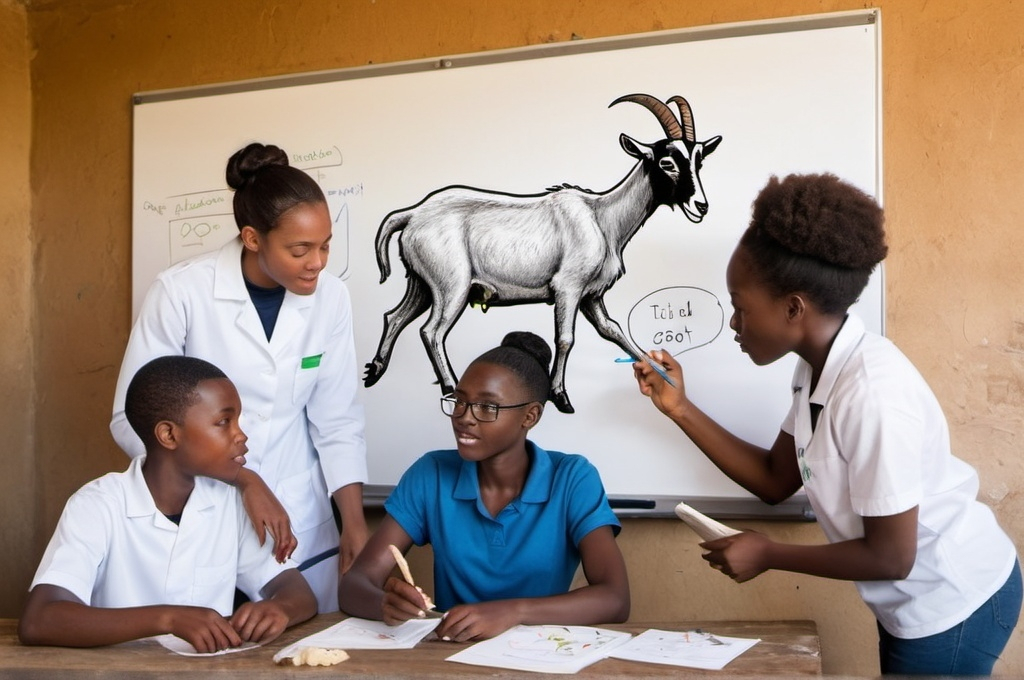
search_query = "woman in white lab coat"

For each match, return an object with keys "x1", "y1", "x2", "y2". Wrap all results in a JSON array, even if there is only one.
[{"x1": 111, "y1": 142, "x2": 368, "y2": 612}]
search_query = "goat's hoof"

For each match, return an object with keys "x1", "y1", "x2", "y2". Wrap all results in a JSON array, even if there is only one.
[
  {"x1": 364, "y1": 361, "x2": 384, "y2": 387},
  {"x1": 551, "y1": 392, "x2": 575, "y2": 414}
]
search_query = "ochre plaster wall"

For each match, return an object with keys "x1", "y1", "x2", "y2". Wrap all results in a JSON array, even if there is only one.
[
  {"x1": 0, "y1": 0, "x2": 35, "y2": 623},
  {"x1": 10, "y1": 1, "x2": 1024, "y2": 676}
]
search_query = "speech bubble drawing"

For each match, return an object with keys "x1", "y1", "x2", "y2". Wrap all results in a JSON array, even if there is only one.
[{"x1": 627, "y1": 286, "x2": 725, "y2": 356}]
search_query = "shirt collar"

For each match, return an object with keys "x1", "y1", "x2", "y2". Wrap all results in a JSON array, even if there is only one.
[
  {"x1": 124, "y1": 455, "x2": 157, "y2": 518},
  {"x1": 124, "y1": 455, "x2": 218, "y2": 519},
  {"x1": 809, "y1": 313, "x2": 866, "y2": 406},
  {"x1": 213, "y1": 237, "x2": 249, "y2": 302},
  {"x1": 521, "y1": 441, "x2": 553, "y2": 503},
  {"x1": 453, "y1": 440, "x2": 553, "y2": 504},
  {"x1": 213, "y1": 236, "x2": 315, "y2": 310}
]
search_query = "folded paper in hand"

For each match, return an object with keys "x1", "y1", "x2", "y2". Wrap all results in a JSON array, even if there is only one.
[{"x1": 674, "y1": 501, "x2": 742, "y2": 542}]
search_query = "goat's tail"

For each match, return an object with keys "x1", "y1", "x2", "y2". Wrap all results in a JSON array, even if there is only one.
[{"x1": 374, "y1": 210, "x2": 410, "y2": 283}]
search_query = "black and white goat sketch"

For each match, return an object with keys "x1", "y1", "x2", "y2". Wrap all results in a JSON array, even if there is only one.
[{"x1": 364, "y1": 93, "x2": 722, "y2": 413}]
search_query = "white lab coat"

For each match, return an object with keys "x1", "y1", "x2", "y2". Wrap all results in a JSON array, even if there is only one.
[{"x1": 110, "y1": 237, "x2": 367, "y2": 611}]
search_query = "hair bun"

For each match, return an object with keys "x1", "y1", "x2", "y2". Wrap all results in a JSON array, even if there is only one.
[
  {"x1": 225, "y1": 142, "x2": 290, "y2": 190},
  {"x1": 500, "y1": 331, "x2": 552, "y2": 372}
]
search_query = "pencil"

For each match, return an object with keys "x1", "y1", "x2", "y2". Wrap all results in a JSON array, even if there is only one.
[
  {"x1": 387, "y1": 544, "x2": 441, "y2": 616},
  {"x1": 388, "y1": 544, "x2": 417, "y2": 587}
]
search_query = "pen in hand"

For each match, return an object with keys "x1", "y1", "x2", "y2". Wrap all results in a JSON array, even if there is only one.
[
  {"x1": 387, "y1": 544, "x2": 441, "y2": 617},
  {"x1": 615, "y1": 353, "x2": 677, "y2": 387}
]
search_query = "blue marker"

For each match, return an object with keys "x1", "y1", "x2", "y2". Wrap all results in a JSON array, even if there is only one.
[{"x1": 615, "y1": 354, "x2": 677, "y2": 387}]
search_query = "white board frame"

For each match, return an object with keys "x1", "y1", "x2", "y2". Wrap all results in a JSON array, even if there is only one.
[{"x1": 132, "y1": 9, "x2": 882, "y2": 517}]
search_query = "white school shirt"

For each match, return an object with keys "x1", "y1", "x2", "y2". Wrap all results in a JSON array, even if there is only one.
[
  {"x1": 30, "y1": 456, "x2": 293, "y2": 615},
  {"x1": 782, "y1": 314, "x2": 1016, "y2": 639},
  {"x1": 110, "y1": 237, "x2": 368, "y2": 598}
]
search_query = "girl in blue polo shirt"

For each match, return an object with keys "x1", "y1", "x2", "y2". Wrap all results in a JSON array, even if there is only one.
[
  {"x1": 340, "y1": 331, "x2": 630, "y2": 641},
  {"x1": 634, "y1": 173, "x2": 1020, "y2": 676}
]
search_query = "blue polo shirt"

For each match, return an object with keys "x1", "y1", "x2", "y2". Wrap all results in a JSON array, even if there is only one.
[{"x1": 384, "y1": 441, "x2": 620, "y2": 611}]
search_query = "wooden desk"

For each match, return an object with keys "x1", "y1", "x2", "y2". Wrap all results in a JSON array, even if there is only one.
[{"x1": 0, "y1": 616, "x2": 820, "y2": 678}]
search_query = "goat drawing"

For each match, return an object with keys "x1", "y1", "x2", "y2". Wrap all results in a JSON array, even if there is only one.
[{"x1": 364, "y1": 93, "x2": 722, "y2": 413}]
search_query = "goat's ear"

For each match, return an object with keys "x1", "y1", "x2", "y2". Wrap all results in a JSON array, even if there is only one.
[
  {"x1": 619, "y1": 134, "x2": 653, "y2": 161},
  {"x1": 702, "y1": 135, "x2": 723, "y2": 158}
]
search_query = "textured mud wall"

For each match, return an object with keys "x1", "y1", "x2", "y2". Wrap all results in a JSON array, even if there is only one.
[
  {"x1": 0, "y1": 0, "x2": 34, "y2": 625},
  {"x1": 9, "y1": 1, "x2": 1023, "y2": 675}
]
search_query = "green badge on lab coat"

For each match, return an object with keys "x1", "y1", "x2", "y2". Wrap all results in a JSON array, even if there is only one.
[{"x1": 301, "y1": 353, "x2": 323, "y2": 369}]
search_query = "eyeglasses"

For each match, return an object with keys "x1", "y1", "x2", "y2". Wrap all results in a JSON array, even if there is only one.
[{"x1": 439, "y1": 396, "x2": 534, "y2": 422}]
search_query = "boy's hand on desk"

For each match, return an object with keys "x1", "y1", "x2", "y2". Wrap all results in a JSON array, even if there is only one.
[
  {"x1": 381, "y1": 576, "x2": 434, "y2": 625},
  {"x1": 164, "y1": 605, "x2": 242, "y2": 653},
  {"x1": 701, "y1": 531, "x2": 771, "y2": 583},
  {"x1": 230, "y1": 601, "x2": 290, "y2": 644},
  {"x1": 436, "y1": 601, "x2": 519, "y2": 642}
]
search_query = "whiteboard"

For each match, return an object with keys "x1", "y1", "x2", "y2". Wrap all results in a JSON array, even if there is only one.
[{"x1": 132, "y1": 10, "x2": 882, "y2": 510}]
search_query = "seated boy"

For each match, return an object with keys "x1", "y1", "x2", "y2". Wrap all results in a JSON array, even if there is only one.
[{"x1": 18, "y1": 356, "x2": 316, "y2": 651}]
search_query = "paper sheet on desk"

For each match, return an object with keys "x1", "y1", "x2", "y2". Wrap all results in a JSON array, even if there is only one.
[
  {"x1": 446, "y1": 625, "x2": 632, "y2": 674},
  {"x1": 155, "y1": 634, "x2": 261, "y2": 656},
  {"x1": 272, "y1": 616, "x2": 441, "y2": 662},
  {"x1": 608, "y1": 629, "x2": 759, "y2": 670}
]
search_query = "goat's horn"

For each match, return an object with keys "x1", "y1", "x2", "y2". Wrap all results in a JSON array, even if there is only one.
[
  {"x1": 609, "y1": 93, "x2": 682, "y2": 140},
  {"x1": 667, "y1": 96, "x2": 696, "y2": 143}
]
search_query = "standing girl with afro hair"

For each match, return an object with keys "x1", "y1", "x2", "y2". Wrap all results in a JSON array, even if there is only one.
[{"x1": 635, "y1": 173, "x2": 1020, "y2": 675}]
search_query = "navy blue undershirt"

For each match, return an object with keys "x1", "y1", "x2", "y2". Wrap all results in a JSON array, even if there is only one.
[
  {"x1": 810, "y1": 402, "x2": 824, "y2": 433},
  {"x1": 244, "y1": 277, "x2": 286, "y2": 340}
]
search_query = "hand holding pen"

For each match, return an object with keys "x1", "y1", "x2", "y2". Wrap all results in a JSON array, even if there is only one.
[
  {"x1": 616, "y1": 351, "x2": 678, "y2": 387},
  {"x1": 382, "y1": 545, "x2": 442, "y2": 624},
  {"x1": 631, "y1": 350, "x2": 688, "y2": 417}
]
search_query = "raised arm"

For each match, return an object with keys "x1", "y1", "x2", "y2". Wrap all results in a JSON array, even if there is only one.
[
  {"x1": 236, "y1": 467, "x2": 296, "y2": 562},
  {"x1": 635, "y1": 349, "x2": 804, "y2": 504},
  {"x1": 18, "y1": 584, "x2": 242, "y2": 652}
]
